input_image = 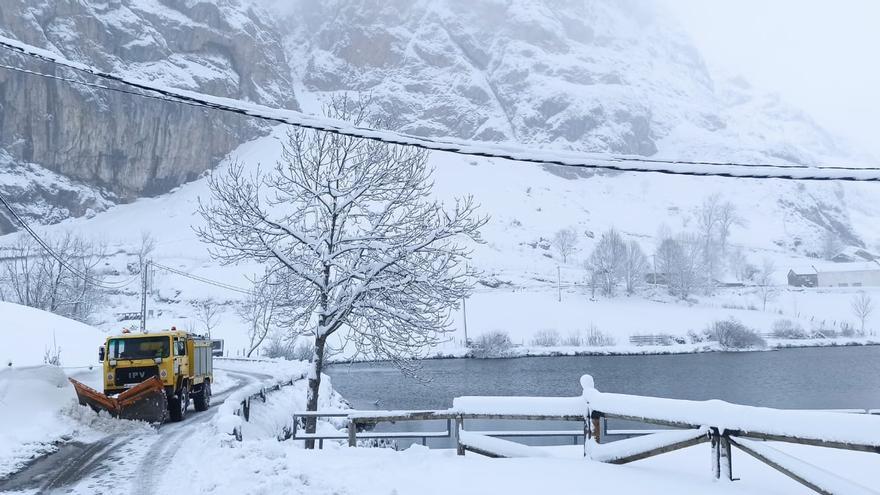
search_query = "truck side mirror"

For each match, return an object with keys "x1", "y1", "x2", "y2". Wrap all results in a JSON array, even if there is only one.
[{"x1": 98, "y1": 346, "x2": 105, "y2": 362}]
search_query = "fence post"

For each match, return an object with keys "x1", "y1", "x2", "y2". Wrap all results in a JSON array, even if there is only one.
[
  {"x1": 590, "y1": 411, "x2": 602, "y2": 445},
  {"x1": 710, "y1": 428, "x2": 733, "y2": 481},
  {"x1": 454, "y1": 416, "x2": 465, "y2": 456},
  {"x1": 348, "y1": 419, "x2": 357, "y2": 447}
]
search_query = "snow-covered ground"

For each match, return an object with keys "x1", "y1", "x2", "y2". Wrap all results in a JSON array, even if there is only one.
[{"x1": 3, "y1": 126, "x2": 878, "y2": 362}]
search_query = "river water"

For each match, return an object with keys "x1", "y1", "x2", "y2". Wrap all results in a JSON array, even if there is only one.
[{"x1": 327, "y1": 346, "x2": 880, "y2": 447}]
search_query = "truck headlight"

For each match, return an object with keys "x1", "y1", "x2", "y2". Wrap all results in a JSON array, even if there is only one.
[{"x1": 154, "y1": 357, "x2": 163, "y2": 364}]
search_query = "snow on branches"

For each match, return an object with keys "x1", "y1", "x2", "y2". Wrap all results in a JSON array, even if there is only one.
[{"x1": 196, "y1": 96, "x2": 485, "y2": 446}]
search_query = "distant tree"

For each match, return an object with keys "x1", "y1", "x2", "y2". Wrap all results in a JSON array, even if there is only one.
[
  {"x1": 1, "y1": 232, "x2": 106, "y2": 322},
  {"x1": 136, "y1": 231, "x2": 156, "y2": 274},
  {"x1": 552, "y1": 228, "x2": 579, "y2": 264},
  {"x1": 728, "y1": 247, "x2": 748, "y2": 282},
  {"x1": 237, "y1": 275, "x2": 282, "y2": 357},
  {"x1": 821, "y1": 230, "x2": 842, "y2": 260},
  {"x1": 196, "y1": 95, "x2": 485, "y2": 448},
  {"x1": 622, "y1": 240, "x2": 648, "y2": 295},
  {"x1": 851, "y1": 292, "x2": 875, "y2": 335},
  {"x1": 718, "y1": 201, "x2": 745, "y2": 255},
  {"x1": 587, "y1": 228, "x2": 626, "y2": 297},
  {"x1": 655, "y1": 234, "x2": 703, "y2": 299},
  {"x1": 696, "y1": 194, "x2": 722, "y2": 291},
  {"x1": 756, "y1": 259, "x2": 777, "y2": 311},
  {"x1": 196, "y1": 300, "x2": 220, "y2": 339}
]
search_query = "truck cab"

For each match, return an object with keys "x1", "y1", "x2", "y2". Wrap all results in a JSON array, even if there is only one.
[{"x1": 102, "y1": 329, "x2": 213, "y2": 421}]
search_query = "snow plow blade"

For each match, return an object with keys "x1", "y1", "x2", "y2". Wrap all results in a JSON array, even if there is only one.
[{"x1": 69, "y1": 377, "x2": 168, "y2": 423}]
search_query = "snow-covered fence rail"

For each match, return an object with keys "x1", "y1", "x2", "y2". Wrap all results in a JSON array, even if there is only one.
[
  {"x1": 581, "y1": 375, "x2": 880, "y2": 495},
  {"x1": 292, "y1": 404, "x2": 589, "y2": 452},
  {"x1": 217, "y1": 372, "x2": 306, "y2": 442}
]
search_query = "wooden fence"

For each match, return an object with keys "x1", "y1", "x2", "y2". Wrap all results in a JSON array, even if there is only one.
[{"x1": 293, "y1": 375, "x2": 879, "y2": 495}]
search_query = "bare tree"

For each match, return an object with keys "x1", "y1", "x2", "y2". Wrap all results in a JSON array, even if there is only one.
[
  {"x1": 195, "y1": 300, "x2": 220, "y2": 339},
  {"x1": 237, "y1": 275, "x2": 282, "y2": 357},
  {"x1": 851, "y1": 292, "x2": 875, "y2": 335},
  {"x1": 136, "y1": 231, "x2": 156, "y2": 273},
  {"x1": 718, "y1": 202, "x2": 745, "y2": 255},
  {"x1": 696, "y1": 194, "x2": 722, "y2": 290},
  {"x1": 1, "y1": 232, "x2": 106, "y2": 322},
  {"x1": 586, "y1": 228, "x2": 626, "y2": 297},
  {"x1": 821, "y1": 230, "x2": 842, "y2": 260},
  {"x1": 622, "y1": 240, "x2": 648, "y2": 295},
  {"x1": 196, "y1": 95, "x2": 485, "y2": 448},
  {"x1": 756, "y1": 259, "x2": 777, "y2": 311},
  {"x1": 552, "y1": 228, "x2": 578, "y2": 264},
  {"x1": 728, "y1": 247, "x2": 748, "y2": 282}
]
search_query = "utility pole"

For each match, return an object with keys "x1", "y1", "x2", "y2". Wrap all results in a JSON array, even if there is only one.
[
  {"x1": 557, "y1": 265, "x2": 562, "y2": 302},
  {"x1": 140, "y1": 259, "x2": 151, "y2": 332},
  {"x1": 462, "y1": 262, "x2": 469, "y2": 345},
  {"x1": 462, "y1": 296, "x2": 469, "y2": 345}
]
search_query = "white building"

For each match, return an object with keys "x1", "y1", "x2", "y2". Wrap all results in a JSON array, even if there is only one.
[{"x1": 813, "y1": 261, "x2": 880, "y2": 288}]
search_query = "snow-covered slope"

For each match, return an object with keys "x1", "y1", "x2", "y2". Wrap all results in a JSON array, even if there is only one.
[
  {"x1": 0, "y1": 302, "x2": 106, "y2": 367},
  {"x1": 284, "y1": 0, "x2": 846, "y2": 165}
]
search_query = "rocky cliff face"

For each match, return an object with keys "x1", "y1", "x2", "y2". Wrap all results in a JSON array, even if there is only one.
[
  {"x1": 284, "y1": 0, "x2": 842, "y2": 165},
  {"x1": 0, "y1": 0, "x2": 297, "y2": 231}
]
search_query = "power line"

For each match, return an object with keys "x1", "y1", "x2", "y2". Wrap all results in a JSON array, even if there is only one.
[
  {"x1": 0, "y1": 191, "x2": 138, "y2": 290},
  {"x1": 2, "y1": 35, "x2": 880, "y2": 182},
  {"x1": 150, "y1": 260, "x2": 252, "y2": 295}
]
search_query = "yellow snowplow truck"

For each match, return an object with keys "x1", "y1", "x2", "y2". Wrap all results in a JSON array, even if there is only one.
[{"x1": 69, "y1": 329, "x2": 213, "y2": 423}]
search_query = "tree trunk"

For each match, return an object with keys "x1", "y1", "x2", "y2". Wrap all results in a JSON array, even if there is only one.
[{"x1": 304, "y1": 335, "x2": 327, "y2": 449}]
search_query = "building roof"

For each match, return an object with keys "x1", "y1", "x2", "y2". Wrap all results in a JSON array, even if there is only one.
[
  {"x1": 812, "y1": 261, "x2": 880, "y2": 273},
  {"x1": 789, "y1": 260, "x2": 880, "y2": 275}
]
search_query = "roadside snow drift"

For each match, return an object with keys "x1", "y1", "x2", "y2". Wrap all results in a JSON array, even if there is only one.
[{"x1": 0, "y1": 302, "x2": 105, "y2": 368}]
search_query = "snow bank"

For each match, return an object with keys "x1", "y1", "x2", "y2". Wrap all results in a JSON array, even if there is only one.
[
  {"x1": 0, "y1": 302, "x2": 106, "y2": 368},
  {"x1": 212, "y1": 358, "x2": 312, "y2": 438}
]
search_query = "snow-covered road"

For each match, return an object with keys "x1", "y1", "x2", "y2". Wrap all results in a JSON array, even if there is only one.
[{"x1": 0, "y1": 368, "x2": 271, "y2": 494}]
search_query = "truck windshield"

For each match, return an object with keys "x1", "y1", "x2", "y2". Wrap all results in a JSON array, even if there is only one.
[{"x1": 108, "y1": 337, "x2": 170, "y2": 360}]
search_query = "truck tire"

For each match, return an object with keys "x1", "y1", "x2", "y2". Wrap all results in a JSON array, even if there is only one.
[
  {"x1": 194, "y1": 381, "x2": 211, "y2": 412},
  {"x1": 168, "y1": 386, "x2": 189, "y2": 422}
]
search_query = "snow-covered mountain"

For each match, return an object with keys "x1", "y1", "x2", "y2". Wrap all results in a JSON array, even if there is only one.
[
  {"x1": 0, "y1": 0, "x2": 876, "y2": 251},
  {"x1": 0, "y1": 0, "x2": 296, "y2": 231}
]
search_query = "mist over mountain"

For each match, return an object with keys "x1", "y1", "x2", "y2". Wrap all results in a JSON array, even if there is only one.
[{"x1": 0, "y1": 0, "x2": 871, "y2": 250}]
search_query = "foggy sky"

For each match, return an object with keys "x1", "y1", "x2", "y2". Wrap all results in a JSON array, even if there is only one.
[{"x1": 663, "y1": 0, "x2": 880, "y2": 161}]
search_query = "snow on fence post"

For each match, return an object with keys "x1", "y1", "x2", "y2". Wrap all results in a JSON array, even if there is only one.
[
  {"x1": 581, "y1": 374, "x2": 600, "y2": 457},
  {"x1": 710, "y1": 428, "x2": 733, "y2": 482},
  {"x1": 348, "y1": 420, "x2": 357, "y2": 447},
  {"x1": 455, "y1": 416, "x2": 465, "y2": 456}
]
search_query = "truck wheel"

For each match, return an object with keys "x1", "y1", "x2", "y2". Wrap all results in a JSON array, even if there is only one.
[
  {"x1": 194, "y1": 381, "x2": 211, "y2": 412},
  {"x1": 168, "y1": 386, "x2": 189, "y2": 422}
]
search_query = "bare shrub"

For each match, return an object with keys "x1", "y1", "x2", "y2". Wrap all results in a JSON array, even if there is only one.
[
  {"x1": 531, "y1": 329, "x2": 560, "y2": 347},
  {"x1": 470, "y1": 331, "x2": 514, "y2": 358},
  {"x1": 584, "y1": 325, "x2": 615, "y2": 347},
  {"x1": 563, "y1": 331, "x2": 583, "y2": 347},
  {"x1": 709, "y1": 319, "x2": 766, "y2": 350},
  {"x1": 771, "y1": 319, "x2": 808, "y2": 339}
]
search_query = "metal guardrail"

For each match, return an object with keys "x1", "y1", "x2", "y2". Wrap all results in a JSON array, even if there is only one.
[{"x1": 229, "y1": 378, "x2": 298, "y2": 441}]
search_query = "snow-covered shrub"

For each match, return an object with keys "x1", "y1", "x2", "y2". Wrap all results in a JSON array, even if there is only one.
[
  {"x1": 563, "y1": 331, "x2": 583, "y2": 347},
  {"x1": 531, "y1": 329, "x2": 560, "y2": 347},
  {"x1": 709, "y1": 318, "x2": 766, "y2": 350},
  {"x1": 686, "y1": 329, "x2": 706, "y2": 344},
  {"x1": 584, "y1": 325, "x2": 615, "y2": 347},
  {"x1": 292, "y1": 341, "x2": 315, "y2": 361},
  {"x1": 840, "y1": 322, "x2": 861, "y2": 338},
  {"x1": 470, "y1": 331, "x2": 514, "y2": 358},
  {"x1": 771, "y1": 319, "x2": 808, "y2": 339}
]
